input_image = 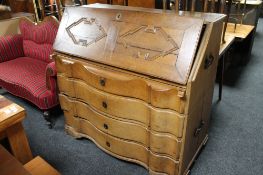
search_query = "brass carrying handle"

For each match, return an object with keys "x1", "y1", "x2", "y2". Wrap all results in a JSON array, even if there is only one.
[{"x1": 194, "y1": 120, "x2": 205, "y2": 137}]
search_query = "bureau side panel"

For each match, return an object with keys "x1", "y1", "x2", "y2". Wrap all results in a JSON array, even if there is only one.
[{"x1": 179, "y1": 19, "x2": 224, "y2": 175}]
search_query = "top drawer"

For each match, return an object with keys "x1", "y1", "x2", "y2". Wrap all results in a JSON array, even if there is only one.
[{"x1": 55, "y1": 55, "x2": 186, "y2": 113}]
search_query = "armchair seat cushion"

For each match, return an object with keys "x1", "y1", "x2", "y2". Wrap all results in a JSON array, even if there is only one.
[{"x1": 0, "y1": 57, "x2": 58, "y2": 110}]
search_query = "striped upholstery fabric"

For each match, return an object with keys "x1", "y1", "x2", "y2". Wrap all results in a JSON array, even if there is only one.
[
  {"x1": 46, "y1": 61, "x2": 57, "y2": 92},
  {"x1": 0, "y1": 18, "x2": 59, "y2": 110},
  {"x1": 0, "y1": 57, "x2": 58, "y2": 110},
  {"x1": 19, "y1": 20, "x2": 58, "y2": 63},
  {"x1": 0, "y1": 35, "x2": 24, "y2": 62},
  {"x1": 23, "y1": 40, "x2": 53, "y2": 63}
]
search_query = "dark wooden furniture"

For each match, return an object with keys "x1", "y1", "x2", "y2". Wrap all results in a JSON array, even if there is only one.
[
  {"x1": 86, "y1": 0, "x2": 169, "y2": 8},
  {"x1": 35, "y1": 0, "x2": 63, "y2": 20},
  {"x1": 218, "y1": 35, "x2": 235, "y2": 100},
  {"x1": 4, "y1": 0, "x2": 35, "y2": 14},
  {"x1": 54, "y1": 5, "x2": 225, "y2": 175},
  {"x1": 0, "y1": 95, "x2": 33, "y2": 164},
  {"x1": 0, "y1": 5, "x2": 11, "y2": 20}
]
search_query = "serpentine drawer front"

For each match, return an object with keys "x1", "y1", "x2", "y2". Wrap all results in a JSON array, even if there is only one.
[
  {"x1": 54, "y1": 5, "x2": 225, "y2": 175},
  {"x1": 56, "y1": 56, "x2": 186, "y2": 113}
]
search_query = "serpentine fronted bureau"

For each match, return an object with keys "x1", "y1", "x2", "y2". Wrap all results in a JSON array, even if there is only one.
[{"x1": 53, "y1": 5, "x2": 225, "y2": 175}]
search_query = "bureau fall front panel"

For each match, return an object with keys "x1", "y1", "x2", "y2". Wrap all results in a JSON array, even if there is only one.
[{"x1": 54, "y1": 7, "x2": 203, "y2": 84}]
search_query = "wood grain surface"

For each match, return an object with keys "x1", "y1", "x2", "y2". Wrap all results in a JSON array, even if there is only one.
[
  {"x1": 226, "y1": 23, "x2": 254, "y2": 39},
  {"x1": 24, "y1": 156, "x2": 60, "y2": 175},
  {"x1": 54, "y1": 5, "x2": 224, "y2": 175},
  {"x1": 0, "y1": 145, "x2": 31, "y2": 175},
  {"x1": 0, "y1": 95, "x2": 33, "y2": 164},
  {"x1": 54, "y1": 6, "x2": 204, "y2": 84}
]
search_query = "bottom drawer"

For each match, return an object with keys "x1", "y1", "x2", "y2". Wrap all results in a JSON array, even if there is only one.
[{"x1": 65, "y1": 117, "x2": 179, "y2": 175}]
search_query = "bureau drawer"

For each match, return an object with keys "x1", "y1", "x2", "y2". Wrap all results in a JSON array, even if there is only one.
[
  {"x1": 58, "y1": 77, "x2": 185, "y2": 138},
  {"x1": 59, "y1": 94, "x2": 182, "y2": 160},
  {"x1": 78, "y1": 118, "x2": 179, "y2": 175},
  {"x1": 56, "y1": 56, "x2": 186, "y2": 113}
]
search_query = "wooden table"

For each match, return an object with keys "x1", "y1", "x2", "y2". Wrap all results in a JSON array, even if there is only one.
[
  {"x1": 24, "y1": 156, "x2": 61, "y2": 175},
  {"x1": 0, "y1": 95, "x2": 33, "y2": 164},
  {"x1": 226, "y1": 23, "x2": 255, "y2": 40},
  {"x1": 219, "y1": 18, "x2": 254, "y2": 101},
  {"x1": 0, "y1": 145, "x2": 31, "y2": 175},
  {"x1": 220, "y1": 35, "x2": 236, "y2": 57},
  {"x1": 217, "y1": 35, "x2": 235, "y2": 101},
  {"x1": 0, "y1": 145, "x2": 60, "y2": 175}
]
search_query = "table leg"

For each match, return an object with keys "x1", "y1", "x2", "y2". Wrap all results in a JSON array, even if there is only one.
[
  {"x1": 218, "y1": 54, "x2": 225, "y2": 101},
  {"x1": 6, "y1": 122, "x2": 33, "y2": 164}
]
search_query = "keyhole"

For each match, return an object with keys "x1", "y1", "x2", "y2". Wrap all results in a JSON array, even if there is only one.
[{"x1": 116, "y1": 13, "x2": 122, "y2": 21}]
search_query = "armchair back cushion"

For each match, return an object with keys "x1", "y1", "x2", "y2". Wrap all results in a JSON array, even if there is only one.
[
  {"x1": 0, "y1": 35, "x2": 24, "y2": 63},
  {"x1": 19, "y1": 18, "x2": 58, "y2": 63}
]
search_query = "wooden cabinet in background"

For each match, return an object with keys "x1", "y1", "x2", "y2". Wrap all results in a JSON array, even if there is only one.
[
  {"x1": 53, "y1": 4, "x2": 225, "y2": 175},
  {"x1": 7, "y1": 0, "x2": 35, "y2": 13},
  {"x1": 127, "y1": 0, "x2": 155, "y2": 8},
  {"x1": 87, "y1": 0, "x2": 108, "y2": 4},
  {"x1": 87, "y1": 0, "x2": 154, "y2": 7},
  {"x1": 87, "y1": 0, "x2": 125, "y2": 5}
]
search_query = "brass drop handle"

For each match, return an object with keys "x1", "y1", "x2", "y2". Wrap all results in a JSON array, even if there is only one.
[
  {"x1": 106, "y1": 141, "x2": 111, "y2": 147},
  {"x1": 194, "y1": 120, "x2": 205, "y2": 137},
  {"x1": 204, "y1": 55, "x2": 214, "y2": 69},
  {"x1": 100, "y1": 78, "x2": 106, "y2": 86},
  {"x1": 102, "y1": 101, "x2": 107, "y2": 109},
  {"x1": 104, "y1": 124, "x2": 108, "y2": 130}
]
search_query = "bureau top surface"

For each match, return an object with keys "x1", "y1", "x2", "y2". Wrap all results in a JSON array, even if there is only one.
[{"x1": 54, "y1": 6, "x2": 205, "y2": 84}]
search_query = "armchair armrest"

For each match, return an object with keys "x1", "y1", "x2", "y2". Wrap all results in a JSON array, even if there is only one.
[
  {"x1": 0, "y1": 34, "x2": 24, "y2": 63},
  {"x1": 46, "y1": 61, "x2": 57, "y2": 92}
]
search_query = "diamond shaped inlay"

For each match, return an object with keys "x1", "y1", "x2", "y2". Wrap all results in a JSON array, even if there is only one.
[
  {"x1": 117, "y1": 25, "x2": 179, "y2": 61},
  {"x1": 66, "y1": 17, "x2": 107, "y2": 47}
]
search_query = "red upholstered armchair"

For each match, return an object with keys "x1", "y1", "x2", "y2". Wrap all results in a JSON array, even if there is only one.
[{"x1": 0, "y1": 16, "x2": 59, "y2": 128}]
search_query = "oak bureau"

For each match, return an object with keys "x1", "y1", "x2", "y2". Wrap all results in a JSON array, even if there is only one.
[{"x1": 53, "y1": 4, "x2": 225, "y2": 175}]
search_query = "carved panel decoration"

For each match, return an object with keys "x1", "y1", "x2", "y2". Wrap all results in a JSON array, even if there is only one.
[
  {"x1": 117, "y1": 25, "x2": 179, "y2": 61},
  {"x1": 54, "y1": 6, "x2": 204, "y2": 84},
  {"x1": 66, "y1": 17, "x2": 107, "y2": 47},
  {"x1": 66, "y1": 16, "x2": 180, "y2": 61}
]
